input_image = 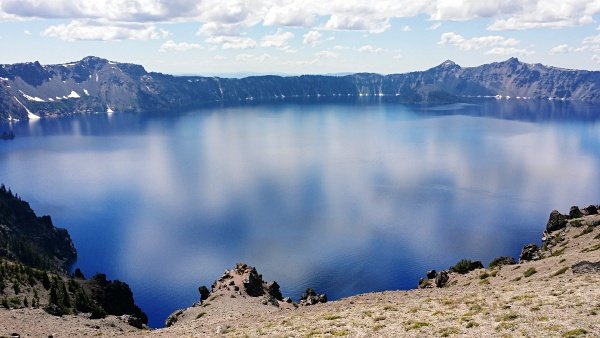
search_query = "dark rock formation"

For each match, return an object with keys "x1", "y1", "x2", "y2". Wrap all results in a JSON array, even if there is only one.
[
  {"x1": 571, "y1": 261, "x2": 600, "y2": 274},
  {"x1": 299, "y1": 288, "x2": 327, "y2": 306},
  {"x1": 198, "y1": 285, "x2": 210, "y2": 301},
  {"x1": 3, "y1": 56, "x2": 600, "y2": 121},
  {"x1": 210, "y1": 262, "x2": 283, "y2": 304},
  {"x1": 426, "y1": 270, "x2": 437, "y2": 279},
  {"x1": 435, "y1": 271, "x2": 449, "y2": 288},
  {"x1": 88, "y1": 273, "x2": 148, "y2": 325},
  {"x1": 73, "y1": 268, "x2": 85, "y2": 279},
  {"x1": 418, "y1": 277, "x2": 433, "y2": 289},
  {"x1": 241, "y1": 266, "x2": 264, "y2": 297},
  {"x1": 582, "y1": 205, "x2": 598, "y2": 215},
  {"x1": 0, "y1": 184, "x2": 76, "y2": 271},
  {"x1": 546, "y1": 210, "x2": 568, "y2": 232},
  {"x1": 519, "y1": 244, "x2": 541, "y2": 262},
  {"x1": 488, "y1": 256, "x2": 516, "y2": 268},
  {"x1": 569, "y1": 206, "x2": 583, "y2": 219}
]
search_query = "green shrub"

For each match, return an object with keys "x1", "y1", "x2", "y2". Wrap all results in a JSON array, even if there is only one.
[
  {"x1": 451, "y1": 259, "x2": 483, "y2": 274},
  {"x1": 523, "y1": 267, "x2": 537, "y2": 278},
  {"x1": 551, "y1": 267, "x2": 568, "y2": 277}
]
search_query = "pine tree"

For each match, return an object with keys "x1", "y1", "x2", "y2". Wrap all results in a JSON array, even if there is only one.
[{"x1": 42, "y1": 272, "x2": 50, "y2": 290}]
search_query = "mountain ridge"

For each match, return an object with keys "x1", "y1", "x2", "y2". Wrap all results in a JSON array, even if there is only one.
[{"x1": 1, "y1": 56, "x2": 599, "y2": 121}]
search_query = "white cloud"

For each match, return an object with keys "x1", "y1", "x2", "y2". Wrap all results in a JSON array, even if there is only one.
[
  {"x1": 235, "y1": 53, "x2": 274, "y2": 62},
  {"x1": 159, "y1": 40, "x2": 202, "y2": 52},
  {"x1": 488, "y1": 2, "x2": 600, "y2": 31},
  {"x1": 428, "y1": 22, "x2": 442, "y2": 30},
  {"x1": 357, "y1": 44, "x2": 385, "y2": 54},
  {"x1": 315, "y1": 50, "x2": 338, "y2": 58},
  {"x1": 41, "y1": 20, "x2": 168, "y2": 41},
  {"x1": 438, "y1": 32, "x2": 519, "y2": 50},
  {"x1": 324, "y1": 14, "x2": 390, "y2": 33},
  {"x1": 593, "y1": 55, "x2": 600, "y2": 63},
  {"x1": 582, "y1": 34, "x2": 600, "y2": 52},
  {"x1": 332, "y1": 45, "x2": 348, "y2": 50},
  {"x1": 303, "y1": 30, "x2": 322, "y2": 47},
  {"x1": 260, "y1": 28, "x2": 294, "y2": 51},
  {"x1": 23, "y1": 29, "x2": 31, "y2": 35},
  {"x1": 0, "y1": 0, "x2": 203, "y2": 22},
  {"x1": 205, "y1": 35, "x2": 257, "y2": 49},
  {"x1": 263, "y1": 3, "x2": 314, "y2": 27},
  {"x1": 2, "y1": 0, "x2": 599, "y2": 47},
  {"x1": 401, "y1": 25, "x2": 411, "y2": 32},
  {"x1": 549, "y1": 44, "x2": 571, "y2": 54},
  {"x1": 485, "y1": 46, "x2": 534, "y2": 57},
  {"x1": 430, "y1": 1, "x2": 523, "y2": 21},
  {"x1": 197, "y1": 22, "x2": 240, "y2": 37}
]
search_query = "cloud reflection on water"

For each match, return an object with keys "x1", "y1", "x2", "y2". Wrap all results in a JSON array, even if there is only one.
[{"x1": 0, "y1": 102, "x2": 599, "y2": 327}]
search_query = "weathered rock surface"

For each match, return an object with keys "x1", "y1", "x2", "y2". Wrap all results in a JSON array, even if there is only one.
[
  {"x1": 546, "y1": 210, "x2": 568, "y2": 232},
  {"x1": 569, "y1": 206, "x2": 584, "y2": 219},
  {"x1": 582, "y1": 205, "x2": 598, "y2": 215},
  {"x1": 434, "y1": 270, "x2": 449, "y2": 288},
  {"x1": 571, "y1": 261, "x2": 600, "y2": 274},
  {"x1": 299, "y1": 288, "x2": 327, "y2": 306},
  {"x1": 211, "y1": 263, "x2": 284, "y2": 302},
  {"x1": 519, "y1": 243, "x2": 542, "y2": 262}
]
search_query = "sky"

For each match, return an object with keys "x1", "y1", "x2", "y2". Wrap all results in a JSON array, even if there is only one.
[{"x1": 0, "y1": 0, "x2": 600, "y2": 75}]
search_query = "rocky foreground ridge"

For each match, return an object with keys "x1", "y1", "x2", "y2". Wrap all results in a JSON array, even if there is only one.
[
  {"x1": 1, "y1": 56, "x2": 600, "y2": 121},
  {"x1": 0, "y1": 192, "x2": 599, "y2": 337}
]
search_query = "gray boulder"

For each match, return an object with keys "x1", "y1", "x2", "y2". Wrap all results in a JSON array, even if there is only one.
[
  {"x1": 435, "y1": 270, "x2": 449, "y2": 288},
  {"x1": 546, "y1": 210, "x2": 567, "y2": 232},
  {"x1": 198, "y1": 285, "x2": 210, "y2": 301},
  {"x1": 300, "y1": 288, "x2": 327, "y2": 306},
  {"x1": 569, "y1": 206, "x2": 583, "y2": 219},
  {"x1": 582, "y1": 205, "x2": 598, "y2": 215}
]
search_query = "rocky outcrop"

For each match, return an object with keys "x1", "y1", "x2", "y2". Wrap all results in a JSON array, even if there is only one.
[
  {"x1": 519, "y1": 244, "x2": 542, "y2": 262},
  {"x1": 571, "y1": 261, "x2": 600, "y2": 274},
  {"x1": 582, "y1": 205, "x2": 598, "y2": 216},
  {"x1": 88, "y1": 273, "x2": 147, "y2": 325},
  {"x1": 198, "y1": 285, "x2": 210, "y2": 301},
  {"x1": 210, "y1": 263, "x2": 284, "y2": 305},
  {"x1": 434, "y1": 271, "x2": 449, "y2": 288},
  {"x1": 569, "y1": 206, "x2": 584, "y2": 219},
  {"x1": 546, "y1": 210, "x2": 568, "y2": 232},
  {"x1": 3, "y1": 56, "x2": 600, "y2": 121},
  {"x1": 299, "y1": 288, "x2": 327, "y2": 306}
]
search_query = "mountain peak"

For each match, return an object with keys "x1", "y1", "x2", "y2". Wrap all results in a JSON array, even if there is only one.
[
  {"x1": 430, "y1": 59, "x2": 461, "y2": 71},
  {"x1": 80, "y1": 56, "x2": 108, "y2": 63},
  {"x1": 441, "y1": 59, "x2": 457, "y2": 67}
]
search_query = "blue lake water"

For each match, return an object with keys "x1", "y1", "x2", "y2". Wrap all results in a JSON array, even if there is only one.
[{"x1": 1, "y1": 100, "x2": 600, "y2": 327}]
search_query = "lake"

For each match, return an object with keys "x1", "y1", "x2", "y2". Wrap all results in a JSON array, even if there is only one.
[{"x1": 1, "y1": 99, "x2": 600, "y2": 327}]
